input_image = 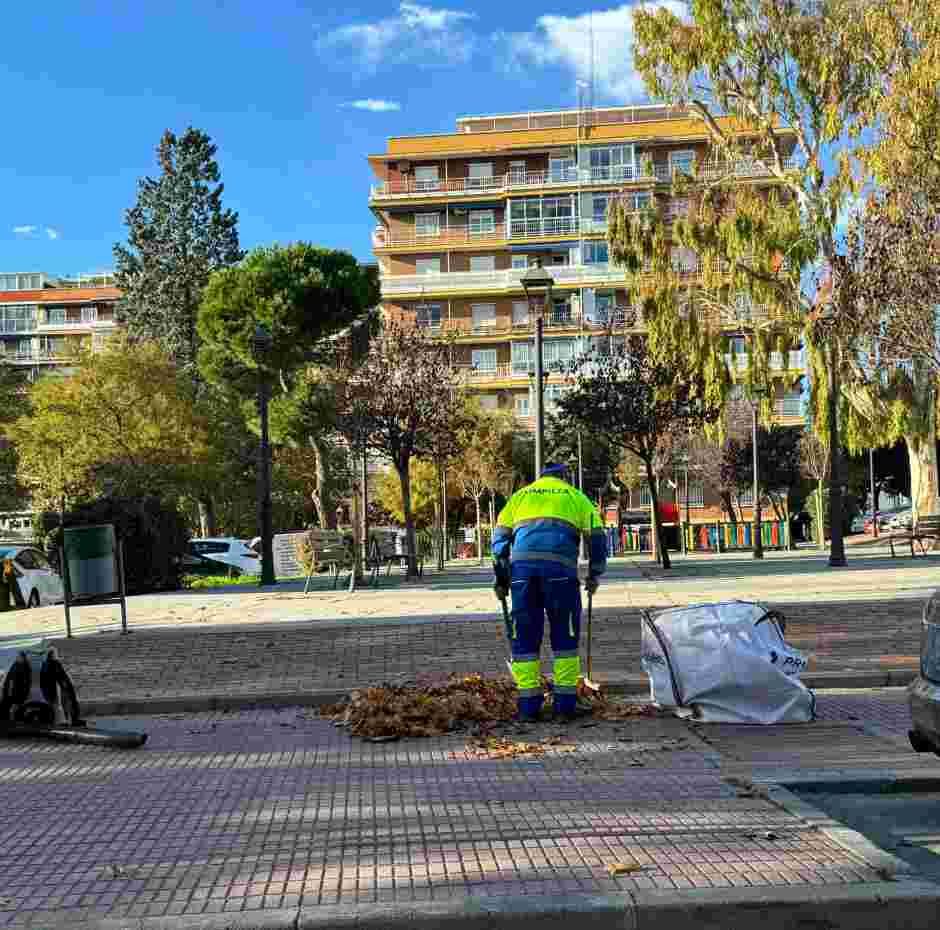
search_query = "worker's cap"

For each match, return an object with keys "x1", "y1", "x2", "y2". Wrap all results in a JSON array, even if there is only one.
[{"x1": 540, "y1": 463, "x2": 571, "y2": 480}]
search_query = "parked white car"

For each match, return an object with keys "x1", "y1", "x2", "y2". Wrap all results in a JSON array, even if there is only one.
[
  {"x1": 0, "y1": 545, "x2": 64, "y2": 607},
  {"x1": 185, "y1": 538, "x2": 260, "y2": 577},
  {"x1": 888, "y1": 510, "x2": 913, "y2": 530}
]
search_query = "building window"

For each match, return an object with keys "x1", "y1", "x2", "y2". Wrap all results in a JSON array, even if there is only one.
[
  {"x1": 415, "y1": 303, "x2": 441, "y2": 329},
  {"x1": 543, "y1": 338, "x2": 576, "y2": 371},
  {"x1": 46, "y1": 308, "x2": 67, "y2": 325},
  {"x1": 592, "y1": 194, "x2": 609, "y2": 224},
  {"x1": 415, "y1": 258, "x2": 441, "y2": 275},
  {"x1": 414, "y1": 165, "x2": 440, "y2": 190},
  {"x1": 509, "y1": 160, "x2": 527, "y2": 184},
  {"x1": 678, "y1": 480, "x2": 705, "y2": 508},
  {"x1": 15, "y1": 338, "x2": 31, "y2": 359},
  {"x1": 549, "y1": 156, "x2": 575, "y2": 183},
  {"x1": 468, "y1": 162, "x2": 494, "y2": 189},
  {"x1": 471, "y1": 303, "x2": 496, "y2": 330},
  {"x1": 511, "y1": 255, "x2": 528, "y2": 270},
  {"x1": 639, "y1": 484, "x2": 652, "y2": 508},
  {"x1": 415, "y1": 213, "x2": 440, "y2": 237},
  {"x1": 545, "y1": 384, "x2": 566, "y2": 411},
  {"x1": 512, "y1": 302, "x2": 529, "y2": 327},
  {"x1": 670, "y1": 150, "x2": 695, "y2": 175},
  {"x1": 515, "y1": 394, "x2": 531, "y2": 416},
  {"x1": 0, "y1": 305, "x2": 36, "y2": 333},
  {"x1": 738, "y1": 488, "x2": 754, "y2": 506},
  {"x1": 469, "y1": 210, "x2": 496, "y2": 236},
  {"x1": 81, "y1": 306, "x2": 98, "y2": 323},
  {"x1": 589, "y1": 144, "x2": 633, "y2": 181},
  {"x1": 41, "y1": 336, "x2": 65, "y2": 357},
  {"x1": 628, "y1": 191, "x2": 651, "y2": 212},
  {"x1": 470, "y1": 255, "x2": 496, "y2": 273},
  {"x1": 511, "y1": 340, "x2": 532, "y2": 372},
  {"x1": 582, "y1": 241, "x2": 609, "y2": 265},
  {"x1": 471, "y1": 348, "x2": 497, "y2": 372},
  {"x1": 509, "y1": 198, "x2": 542, "y2": 237}
]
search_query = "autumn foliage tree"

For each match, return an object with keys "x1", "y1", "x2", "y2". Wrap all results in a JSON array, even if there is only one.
[
  {"x1": 10, "y1": 339, "x2": 211, "y2": 510},
  {"x1": 334, "y1": 323, "x2": 465, "y2": 578},
  {"x1": 557, "y1": 338, "x2": 722, "y2": 569}
]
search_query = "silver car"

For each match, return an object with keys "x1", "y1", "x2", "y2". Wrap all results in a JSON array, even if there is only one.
[{"x1": 909, "y1": 589, "x2": 940, "y2": 755}]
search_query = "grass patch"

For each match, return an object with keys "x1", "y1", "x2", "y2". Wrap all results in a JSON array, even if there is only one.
[{"x1": 183, "y1": 574, "x2": 260, "y2": 590}]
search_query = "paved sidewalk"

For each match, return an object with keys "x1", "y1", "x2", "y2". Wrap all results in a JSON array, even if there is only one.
[
  {"x1": 37, "y1": 595, "x2": 921, "y2": 712},
  {"x1": 4, "y1": 549, "x2": 939, "y2": 641},
  {"x1": 2, "y1": 690, "x2": 938, "y2": 928}
]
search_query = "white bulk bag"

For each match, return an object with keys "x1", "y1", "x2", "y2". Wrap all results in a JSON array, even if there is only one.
[{"x1": 640, "y1": 600, "x2": 815, "y2": 724}]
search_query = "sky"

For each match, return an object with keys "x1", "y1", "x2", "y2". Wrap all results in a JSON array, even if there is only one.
[{"x1": 0, "y1": 1, "x2": 683, "y2": 276}]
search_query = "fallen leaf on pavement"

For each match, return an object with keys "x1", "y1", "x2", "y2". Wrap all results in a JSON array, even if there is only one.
[
  {"x1": 0, "y1": 898, "x2": 13, "y2": 907},
  {"x1": 607, "y1": 862, "x2": 643, "y2": 876}
]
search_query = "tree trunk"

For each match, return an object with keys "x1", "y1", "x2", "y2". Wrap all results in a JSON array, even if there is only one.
[
  {"x1": 397, "y1": 459, "x2": 419, "y2": 578},
  {"x1": 720, "y1": 492, "x2": 737, "y2": 524},
  {"x1": 816, "y1": 478, "x2": 825, "y2": 548},
  {"x1": 827, "y1": 340, "x2": 846, "y2": 566},
  {"x1": 475, "y1": 496, "x2": 483, "y2": 564},
  {"x1": 432, "y1": 467, "x2": 442, "y2": 571},
  {"x1": 438, "y1": 465, "x2": 447, "y2": 571},
  {"x1": 309, "y1": 437, "x2": 335, "y2": 529},
  {"x1": 646, "y1": 461, "x2": 670, "y2": 569},
  {"x1": 906, "y1": 428, "x2": 939, "y2": 525},
  {"x1": 197, "y1": 496, "x2": 217, "y2": 538}
]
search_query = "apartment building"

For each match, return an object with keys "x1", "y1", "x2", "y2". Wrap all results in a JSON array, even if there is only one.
[
  {"x1": 0, "y1": 272, "x2": 119, "y2": 379},
  {"x1": 369, "y1": 104, "x2": 807, "y2": 533}
]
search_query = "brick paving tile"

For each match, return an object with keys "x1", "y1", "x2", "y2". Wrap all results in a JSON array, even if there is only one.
[
  {"x1": 49, "y1": 596, "x2": 921, "y2": 706},
  {"x1": 0, "y1": 706, "x2": 895, "y2": 928}
]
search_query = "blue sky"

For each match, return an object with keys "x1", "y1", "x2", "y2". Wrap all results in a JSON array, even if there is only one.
[{"x1": 0, "y1": 1, "x2": 675, "y2": 275}]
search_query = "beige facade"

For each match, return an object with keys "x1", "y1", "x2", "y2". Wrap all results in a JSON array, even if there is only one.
[{"x1": 369, "y1": 105, "x2": 806, "y2": 519}]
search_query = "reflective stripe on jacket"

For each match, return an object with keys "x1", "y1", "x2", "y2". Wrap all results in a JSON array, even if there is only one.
[{"x1": 492, "y1": 476, "x2": 607, "y2": 577}]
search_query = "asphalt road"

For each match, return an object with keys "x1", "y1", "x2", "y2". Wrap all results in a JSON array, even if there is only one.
[{"x1": 794, "y1": 787, "x2": 940, "y2": 882}]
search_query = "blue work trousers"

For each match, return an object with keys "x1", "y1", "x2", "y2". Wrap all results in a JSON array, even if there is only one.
[{"x1": 509, "y1": 564, "x2": 582, "y2": 717}]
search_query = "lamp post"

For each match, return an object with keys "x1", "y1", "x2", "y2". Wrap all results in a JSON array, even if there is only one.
[
  {"x1": 869, "y1": 447, "x2": 878, "y2": 539},
  {"x1": 520, "y1": 266, "x2": 554, "y2": 476},
  {"x1": 750, "y1": 384, "x2": 767, "y2": 560},
  {"x1": 253, "y1": 324, "x2": 276, "y2": 586}
]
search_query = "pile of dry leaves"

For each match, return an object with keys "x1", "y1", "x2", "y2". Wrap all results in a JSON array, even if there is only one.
[{"x1": 322, "y1": 674, "x2": 655, "y2": 741}]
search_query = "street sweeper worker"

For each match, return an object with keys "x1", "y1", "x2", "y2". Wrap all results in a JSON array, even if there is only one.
[{"x1": 492, "y1": 463, "x2": 607, "y2": 721}]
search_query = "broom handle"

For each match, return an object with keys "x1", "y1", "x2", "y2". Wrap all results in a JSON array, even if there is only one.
[{"x1": 586, "y1": 587, "x2": 594, "y2": 681}]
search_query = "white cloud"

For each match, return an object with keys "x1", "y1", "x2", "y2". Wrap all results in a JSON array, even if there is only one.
[
  {"x1": 495, "y1": 3, "x2": 687, "y2": 103},
  {"x1": 45, "y1": 227, "x2": 59, "y2": 240},
  {"x1": 344, "y1": 99, "x2": 402, "y2": 112},
  {"x1": 12, "y1": 225, "x2": 37, "y2": 237},
  {"x1": 321, "y1": 2, "x2": 477, "y2": 71}
]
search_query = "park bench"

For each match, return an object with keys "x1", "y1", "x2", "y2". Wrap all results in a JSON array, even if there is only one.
[
  {"x1": 889, "y1": 514, "x2": 940, "y2": 558},
  {"x1": 302, "y1": 529, "x2": 355, "y2": 591},
  {"x1": 366, "y1": 532, "x2": 424, "y2": 587}
]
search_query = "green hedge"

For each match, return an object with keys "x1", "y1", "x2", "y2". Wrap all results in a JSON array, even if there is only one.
[{"x1": 41, "y1": 497, "x2": 189, "y2": 594}]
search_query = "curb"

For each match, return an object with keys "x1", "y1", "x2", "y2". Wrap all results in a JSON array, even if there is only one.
[
  {"x1": 82, "y1": 670, "x2": 916, "y2": 718},
  {"x1": 61, "y1": 882, "x2": 940, "y2": 930}
]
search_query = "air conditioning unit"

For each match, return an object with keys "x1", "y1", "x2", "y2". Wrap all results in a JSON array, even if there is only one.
[{"x1": 398, "y1": 161, "x2": 411, "y2": 172}]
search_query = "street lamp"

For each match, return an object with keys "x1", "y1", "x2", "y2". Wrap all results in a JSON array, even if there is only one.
[
  {"x1": 252, "y1": 323, "x2": 276, "y2": 586},
  {"x1": 869, "y1": 447, "x2": 878, "y2": 539},
  {"x1": 749, "y1": 384, "x2": 767, "y2": 560},
  {"x1": 520, "y1": 265, "x2": 554, "y2": 476}
]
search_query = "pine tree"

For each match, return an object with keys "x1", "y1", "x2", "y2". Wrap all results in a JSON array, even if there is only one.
[{"x1": 113, "y1": 128, "x2": 242, "y2": 374}]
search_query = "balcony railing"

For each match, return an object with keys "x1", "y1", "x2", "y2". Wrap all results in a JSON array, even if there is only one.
[
  {"x1": 0, "y1": 319, "x2": 35, "y2": 334},
  {"x1": 788, "y1": 349, "x2": 803, "y2": 369},
  {"x1": 380, "y1": 263, "x2": 628, "y2": 296},
  {"x1": 373, "y1": 224, "x2": 506, "y2": 249},
  {"x1": 371, "y1": 158, "x2": 796, "y2": 201},
  {"x1": 508, "y1": 216, "x2": 579, "y2": 239},
  {"x1": 456, "y1": 364, "x2": 513, "y2": 381}
]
